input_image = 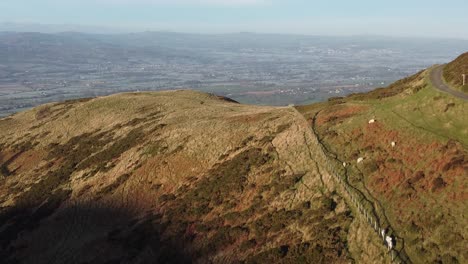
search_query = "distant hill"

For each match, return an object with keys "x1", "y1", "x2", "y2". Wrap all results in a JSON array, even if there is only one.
[
  {"x1": 0, "y1": 22, "x2": 128, "y2": 34},
  {"x1": 443, "y1": 52, "x2": 468, "y2": 92}
]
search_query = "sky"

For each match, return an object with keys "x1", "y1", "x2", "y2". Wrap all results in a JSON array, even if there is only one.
[{"x1": 1, "y1": 0, "x2": 468, "y2": 38}]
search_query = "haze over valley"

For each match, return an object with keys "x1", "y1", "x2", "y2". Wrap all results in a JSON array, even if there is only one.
[{"x1": 1, "y1": 31, "x2": 467, "y2": 117}]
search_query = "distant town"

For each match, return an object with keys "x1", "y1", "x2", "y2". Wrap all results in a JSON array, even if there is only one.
[{"x1": 1, "y1": 31, "x2": 467, "y2": 116}]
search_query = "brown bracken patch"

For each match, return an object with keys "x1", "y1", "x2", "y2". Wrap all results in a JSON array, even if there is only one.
[{"x1": 316, "y1": 105, "x2": 368, "y2": 126}]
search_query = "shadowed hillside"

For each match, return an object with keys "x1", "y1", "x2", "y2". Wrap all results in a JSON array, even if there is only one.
[{"x1": 0, "y1": 90, "x2": 365, "y2": 263}]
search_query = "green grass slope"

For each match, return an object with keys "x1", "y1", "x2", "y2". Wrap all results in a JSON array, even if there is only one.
[{"x1": 297, "y1": 67, "x2": 467, "y2": 263}]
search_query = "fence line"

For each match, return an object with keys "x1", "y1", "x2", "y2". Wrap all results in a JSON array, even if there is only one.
[{"x1": 306, "y1": 111, "x2": 410, "y2": 264}]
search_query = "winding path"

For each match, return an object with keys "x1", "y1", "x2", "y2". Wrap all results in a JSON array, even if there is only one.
[{"x1": 430, "y1": 65, "x2": 468, "y2": 100}]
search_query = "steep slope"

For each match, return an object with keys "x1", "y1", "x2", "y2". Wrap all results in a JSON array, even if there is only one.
[
  {"x1": 297, "y1": 65, "x2": 468, "y2": 263},
  {"x1": 0, "y1": 90, "x2": 359, "y2": 263},
  {"x1": 443, "y1": 52, "x2": 468, "y2": 92}
]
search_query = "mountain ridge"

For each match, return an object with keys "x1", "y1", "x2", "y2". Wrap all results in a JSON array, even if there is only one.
[{"x1": 1, "y1": 90, "x2": 363, "y2": 263}]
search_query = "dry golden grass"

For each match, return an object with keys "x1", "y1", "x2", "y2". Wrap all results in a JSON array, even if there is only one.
[{"x1": 0, "y1": 90, "x2": 359, "y2": 263}]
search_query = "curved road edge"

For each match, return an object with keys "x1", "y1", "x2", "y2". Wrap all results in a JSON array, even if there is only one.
[{"x1": 429, "y1": 65, "x2": 468, "y2": 100}]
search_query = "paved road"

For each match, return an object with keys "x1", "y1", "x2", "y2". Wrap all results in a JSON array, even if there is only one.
[{"x1": 430, "y1": 65, "x2": 468, "y2": 100}]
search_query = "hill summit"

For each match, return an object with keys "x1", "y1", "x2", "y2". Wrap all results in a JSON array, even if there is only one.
[{"x1": 0, "y1": 90, "x2": 357, "y2": 263}]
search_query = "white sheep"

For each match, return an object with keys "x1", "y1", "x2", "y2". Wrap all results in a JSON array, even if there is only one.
[
  {"x1": 386, "y1": 235, "x2": 394, "y2": 251},
  {"x1": 391, "y1": 141, "x2": 396, "y2": 148},
  {"x1": 368, "y1": 119, "x2": 376, "y2": 124},
  {"x1": 343, "y1": 162, "x2": 347, "y2": 167},
  {"x1": 357, "y1": 157, "x2": 364, "y2": 163}
]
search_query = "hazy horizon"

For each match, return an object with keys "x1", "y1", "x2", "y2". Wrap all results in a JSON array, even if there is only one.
[
  {"x1": 1, "y1": 0, "x2": 468, "y2": 39},
  {"x1": 2, "y1": 22, "x2": 468, "y2": 42}
]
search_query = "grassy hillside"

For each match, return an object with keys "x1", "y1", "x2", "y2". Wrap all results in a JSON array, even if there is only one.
[
  {"x1": 0, "y1": 90, "x2": 368, "y2": 263},
  {"x1": 1, "y1": 55, "x2": 466, "y2": 263},
  {"x1": 443, "y1": 52, "x2": 468, "y2": 92},
  {"x1": 297, "y1": 68, "x2": 467, "y2": 264}
]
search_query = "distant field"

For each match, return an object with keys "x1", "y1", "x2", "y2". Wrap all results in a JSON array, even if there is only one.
[
  {"x1": 1, "y1": 31, "x2": 467, "y2": 117},
  {"x1": 0, "y1": 83, "x2": 32, "y2": 95}
]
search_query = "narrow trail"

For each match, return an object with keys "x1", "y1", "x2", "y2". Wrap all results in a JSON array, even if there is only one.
[{"x1": 310, "y1": 110, "x2": 412, "y2": 264}]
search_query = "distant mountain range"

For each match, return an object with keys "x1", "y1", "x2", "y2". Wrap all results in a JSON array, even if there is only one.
[{"x1": 0, "y1": 22, "x2": 130, "y2": 34}]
